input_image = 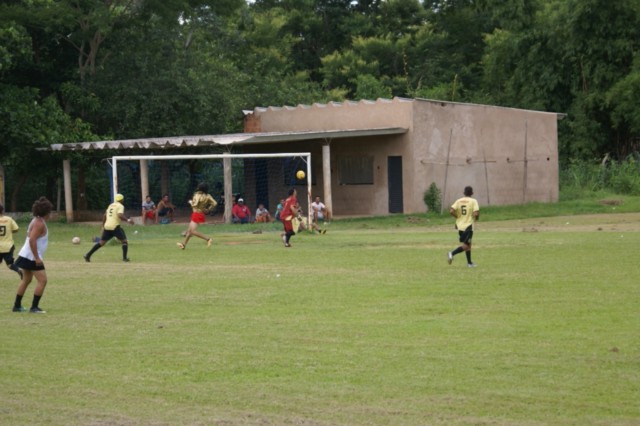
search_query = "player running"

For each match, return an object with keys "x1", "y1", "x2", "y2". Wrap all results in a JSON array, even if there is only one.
[{"x1": 447, "y1": 186, "x2": 480, "y2": 267}]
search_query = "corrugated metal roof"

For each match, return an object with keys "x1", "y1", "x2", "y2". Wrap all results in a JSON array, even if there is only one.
[{"x1": 48, "y1": 127, "x2": 408, "y2": 151}]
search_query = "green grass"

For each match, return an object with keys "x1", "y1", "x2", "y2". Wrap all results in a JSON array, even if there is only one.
[{"x1": 1, "y1": 208, "x2": 639, "y2": 425}]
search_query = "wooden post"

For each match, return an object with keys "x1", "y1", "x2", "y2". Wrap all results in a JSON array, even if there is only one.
[
  {"x1": 223, "y1": 156, "x2": 233, "y2": 224},
  {"x1": 523, "y1": 120, "x2": 528, "y2": 204},
  {"x1": 322, "y1": 140, "x2": 332, "y2": 218},
  {"x1": 140, "y1": 159, "x2": 149, "y2": 202},
  {"x1": 441, "y1": 128, "x2": 453, "y2": 214},
  {"x1": 63, "y1": 159, "x2": 74, "y2": 223}
]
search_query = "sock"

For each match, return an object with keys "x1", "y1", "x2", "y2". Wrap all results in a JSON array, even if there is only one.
[
  {"x1": 466, "y1": 251, "x2": 472, "y2": 264},
  {"x1": 14, "y1": 294, "x2": 23, "y2": 308},
  {"x1": 122, "y1": 243, "x2": 128, "y2": 259},
  {"x1": 86, "y1": 243, "x2": 101, "y2": 258},
  {"x1": 452, "y1": 247, "x2": 464, "y2": 256},
  {"x1": 31, "y1": 295, "x2": 41, "y2": 310},
  {"x1": 9, "y1": 263, "x2": 21, "y2": 275},
  {"x1": 286, "y1": 231, "x2": 294, "y2": 243}
]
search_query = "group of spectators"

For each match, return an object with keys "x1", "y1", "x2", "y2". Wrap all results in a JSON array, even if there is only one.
[{"x1": 140, "y1": 192, "x2": 330, "y2": 227}]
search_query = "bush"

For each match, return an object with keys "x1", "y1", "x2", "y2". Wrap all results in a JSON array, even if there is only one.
[
  {"x1": 423, "y1": 182, "x2": 442, "y2": 213},
  {"x1": 559, "y1": 155, "x2": 640, "y2": 199}
]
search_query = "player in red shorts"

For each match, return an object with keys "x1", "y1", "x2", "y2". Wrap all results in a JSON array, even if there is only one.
[
  {"x1": 281, "y1": 188, "x2": 298, "y2": 247},
  {"x1": 177, "y1": 183, "x2": 217, "y2": 249}
]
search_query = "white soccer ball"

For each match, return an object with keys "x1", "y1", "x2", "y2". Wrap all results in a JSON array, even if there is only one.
[{"x1": 72, "y1": 236, "x2": 81, "y2": 245}]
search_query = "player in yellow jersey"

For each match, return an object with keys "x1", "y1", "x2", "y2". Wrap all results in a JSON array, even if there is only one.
[
  {"x1": 447, "y1": 186, "x2": 480, "y2": 267},
  {"x1": 0, "y1": 203, "x2": 23, "y2": 279},
  {"x1": 84, "y1": 193, "x2": 134, "y2": 262},
  {"x1": 177, "y1": 182, "x2": 217, "y2": 249}
]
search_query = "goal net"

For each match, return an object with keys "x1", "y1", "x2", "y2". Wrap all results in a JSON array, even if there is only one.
[{"x1": 109, "y1": 153, "x2": 312, "y2": 224}]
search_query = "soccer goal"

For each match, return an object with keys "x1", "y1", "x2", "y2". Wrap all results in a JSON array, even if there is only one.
[{"x1": 109, "y1": 152, "x2": 312, "y2": 224}]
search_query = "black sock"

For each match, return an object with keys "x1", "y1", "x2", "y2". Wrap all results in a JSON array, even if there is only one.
[
  {"x1": 14, "y1": 294, "x2": 23, "y2": 308},
  {"x1": 122, "y1": 243, "x2": 128, "y2": 259},
  {"x1": 86, "y1": 243, "x2": 101, "y2": 258},
  {"x1": 9, "y1": 263, "x2": 21, "y2": 275},
  {"x1": 465, "y1": 251, "x2": 472, "y2": 264},
  {"x1": 31, "y1": 295, "x2": 41, "y2": 310},
  {"x1": 286, "y1": 231, "x2": 294, "y2": 243},
  {"x1": 452, "y1": 247, "x2": 464, "y2": 256}
]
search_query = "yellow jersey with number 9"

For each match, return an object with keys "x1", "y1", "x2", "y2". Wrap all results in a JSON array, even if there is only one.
[{"x1": 451, "y1": 197, "x2": 479, "y2": 230}]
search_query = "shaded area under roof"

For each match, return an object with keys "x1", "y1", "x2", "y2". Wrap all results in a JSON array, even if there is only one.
[{"x1": 48, "y1": 127, "x2": 408, "y2": 151}]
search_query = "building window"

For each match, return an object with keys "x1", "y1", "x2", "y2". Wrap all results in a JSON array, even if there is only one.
[{"x1": 338, "y1": 156, "x2": 374, "y2": 185}]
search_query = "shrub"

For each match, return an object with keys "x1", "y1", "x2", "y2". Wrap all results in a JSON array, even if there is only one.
[{"x1": 423, "y1": 182, "x2": 442, "y2": 213}]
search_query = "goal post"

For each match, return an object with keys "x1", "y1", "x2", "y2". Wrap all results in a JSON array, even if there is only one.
[{"x1": 110, "y1": 152, "x2": 312, "y2": 225}]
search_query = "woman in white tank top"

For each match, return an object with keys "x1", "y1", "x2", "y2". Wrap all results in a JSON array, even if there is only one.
[{"x1": 13, "y1": 197, "x2": 53, "y2": 314}]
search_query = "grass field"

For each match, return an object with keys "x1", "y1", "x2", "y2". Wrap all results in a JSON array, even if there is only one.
[{"x1": 1, "y1": 209, "x2": 639, "y2": 425}]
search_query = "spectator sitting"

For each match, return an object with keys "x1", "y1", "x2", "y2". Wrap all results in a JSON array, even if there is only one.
[
  {"x1": 156, "y1": 194, "x2": 176, "y2": 224},
  {"x1": 232, "y1": 198, "x2": 252, "y2": 224},
  {"x1": 311, "y1": 196, "x2": 331, "y2": 223},
  {"x1": 255, "y1": 203, "x2": 272, "y2": 223},
  {"x1": 275, "y1": 199, "x2": 284, "y2": 221},
  {"x1": 141, "y1": 195, "x2": 156, "y2": 225}
]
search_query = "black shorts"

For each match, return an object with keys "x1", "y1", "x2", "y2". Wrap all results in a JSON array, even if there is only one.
[
  {"x1": 458, "y1": 226, "x2": 474, "y2": 244},
  {"x1": 101, "y1": 226, "x2": 127, "y2": 242},
  {"x1": 0, "y1": 245, "x2": 16, "y2": 265},
  {"x1": 14, "y1": 256, "x2": 45, "y2": 271}
]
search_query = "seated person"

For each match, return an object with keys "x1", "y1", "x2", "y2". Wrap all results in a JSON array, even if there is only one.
[
  {"x1": 275, "y1": 199, "x2": 284, "y2": 221},
  {"x1": 156, "y1": 194, "x2": 176, "y2": 223},
  {"x1": 255, "y1": 203, "x2": 272, "y2": 223},
  {"x1": 311, "y1": 196, "x2": 331, "y2": 223},
  {"x1": 141, "y1": 195, "x2": 156, "y2": 225},
  {"x1": 232, "y1": 198, "x2": 252, "y2": 224},
  {"x1": 296, "y1": 204, "x2": 326, "y2": 234}
]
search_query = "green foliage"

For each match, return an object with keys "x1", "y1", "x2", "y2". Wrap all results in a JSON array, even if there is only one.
[
  {"x1": 559, "y1": 157, "x2": 640, "y2": 200},
  {"x1": 423, "y1": 181, "x2": 442, "y2": 213}
]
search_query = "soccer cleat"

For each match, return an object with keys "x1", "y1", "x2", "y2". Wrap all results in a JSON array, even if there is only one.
[
  {"x1": 467, "y1": 263, "x2": 477, "y2": 268},
  {"x1": 177, "y1": 242, "x2": 185, "y2": 250},
  {"x1": 29, "y1": 307, "x2": 46, "y2": 314},
  {"x1": 284, "y1": 243, "x2": 291, "y2": 248},
  {"x1": 13, "y1": 306, "x2": 27, "y2": 313},
  {"x1": 123, "y1": 258, "x2": 130, "y2": 262},
  {"x1": 447, "y1": 252, "x2": 453, "y2": 265},
  {"x1": 83, "y1": 254, "x2": 91, "y2": 263},
  {"x1": 207, "y1": 238, "x2": 213, "y2": 248}
]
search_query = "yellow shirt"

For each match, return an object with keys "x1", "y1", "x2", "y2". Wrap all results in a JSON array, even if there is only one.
[
  {"x1": 104, "y1": 202, "x2": 125, "y2": 230},
  {"x1": 0, "y1": 215, "x2": 19, "y2": 252},
  {"x1": 190, "y1": 192, "x2": 217, "y2": 213},
  {"x1": 451, "y1": 196, "x2": 479, "y2": 230}
]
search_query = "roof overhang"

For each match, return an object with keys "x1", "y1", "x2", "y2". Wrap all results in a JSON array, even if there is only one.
[{"x1": 47, "y1": 127, "x2": 408, "y2": 152}]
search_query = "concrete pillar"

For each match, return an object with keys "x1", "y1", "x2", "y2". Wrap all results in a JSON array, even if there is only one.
[
  {"x1": 140, "y1": 159, "x2": 149, "y2": 201},
  {"x1": 63, "y1": 159, "x2": 74, "y2": 223},
  {"x1": 223, "y1": 157, "x2": 233, "y2": 224},
  {"x1": 322, "y1": 141, "x2": 333, "y2": 217}
]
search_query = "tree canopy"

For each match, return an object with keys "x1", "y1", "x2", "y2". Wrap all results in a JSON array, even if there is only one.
[{"x1": 1, "y1": 0, "x2": 639, "y2": 209}]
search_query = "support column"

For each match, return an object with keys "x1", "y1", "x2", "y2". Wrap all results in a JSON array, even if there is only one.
[
  {"x1": 140, "y1": 159, "x2": 149, "y2": 201},
  {"x1": 63, "y1": 159, "x2": 74, "y2": 223},
  {"x1": 223, "y1": 157, "x2": 233, "y2": 224},
  {"x1": 322, "y1": 141, "x2": 333, "y2": 217}
]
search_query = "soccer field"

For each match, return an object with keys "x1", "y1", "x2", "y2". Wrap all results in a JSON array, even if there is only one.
[{"x1": 1, "y1": 215, "x2": 639, "y2": 425}]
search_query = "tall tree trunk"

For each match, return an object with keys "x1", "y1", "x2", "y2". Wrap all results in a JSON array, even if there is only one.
[
  {"x1": 76, "y1": 166, "x2": 88, "y2": 210},
  {"x1": 10, "y1": 175, "x2": 28, "y2": 212}
]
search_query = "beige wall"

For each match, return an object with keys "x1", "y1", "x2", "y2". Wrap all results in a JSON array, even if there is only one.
[
  {"x1": 247, "y1": 97, "x2": 559, "y2": 216},
  {"x1": 411, "y1": 100, "x2": 559, "y2": 211}
]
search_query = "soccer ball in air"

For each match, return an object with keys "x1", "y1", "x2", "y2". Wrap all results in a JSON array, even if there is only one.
[
  {"x1": 296, "y1": 170, "x2": 306, "y2": 180},
  {"x1": 72, "y1": 236, "x2": 81, "y2": 245}
]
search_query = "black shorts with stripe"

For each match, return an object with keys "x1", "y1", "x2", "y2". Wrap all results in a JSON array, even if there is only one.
[{"x1": 458, "y1": 225, "x2": 474, "y2": 244}]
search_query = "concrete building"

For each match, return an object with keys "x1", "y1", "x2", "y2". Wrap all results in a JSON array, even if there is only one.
[{"x1": 49, "y1": 97, "x2": 561, "y2": 222}]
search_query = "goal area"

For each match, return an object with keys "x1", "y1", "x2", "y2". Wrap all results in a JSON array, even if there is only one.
[{"x1": 109, "y1": 153, "x2": 312, "y2": 224}]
